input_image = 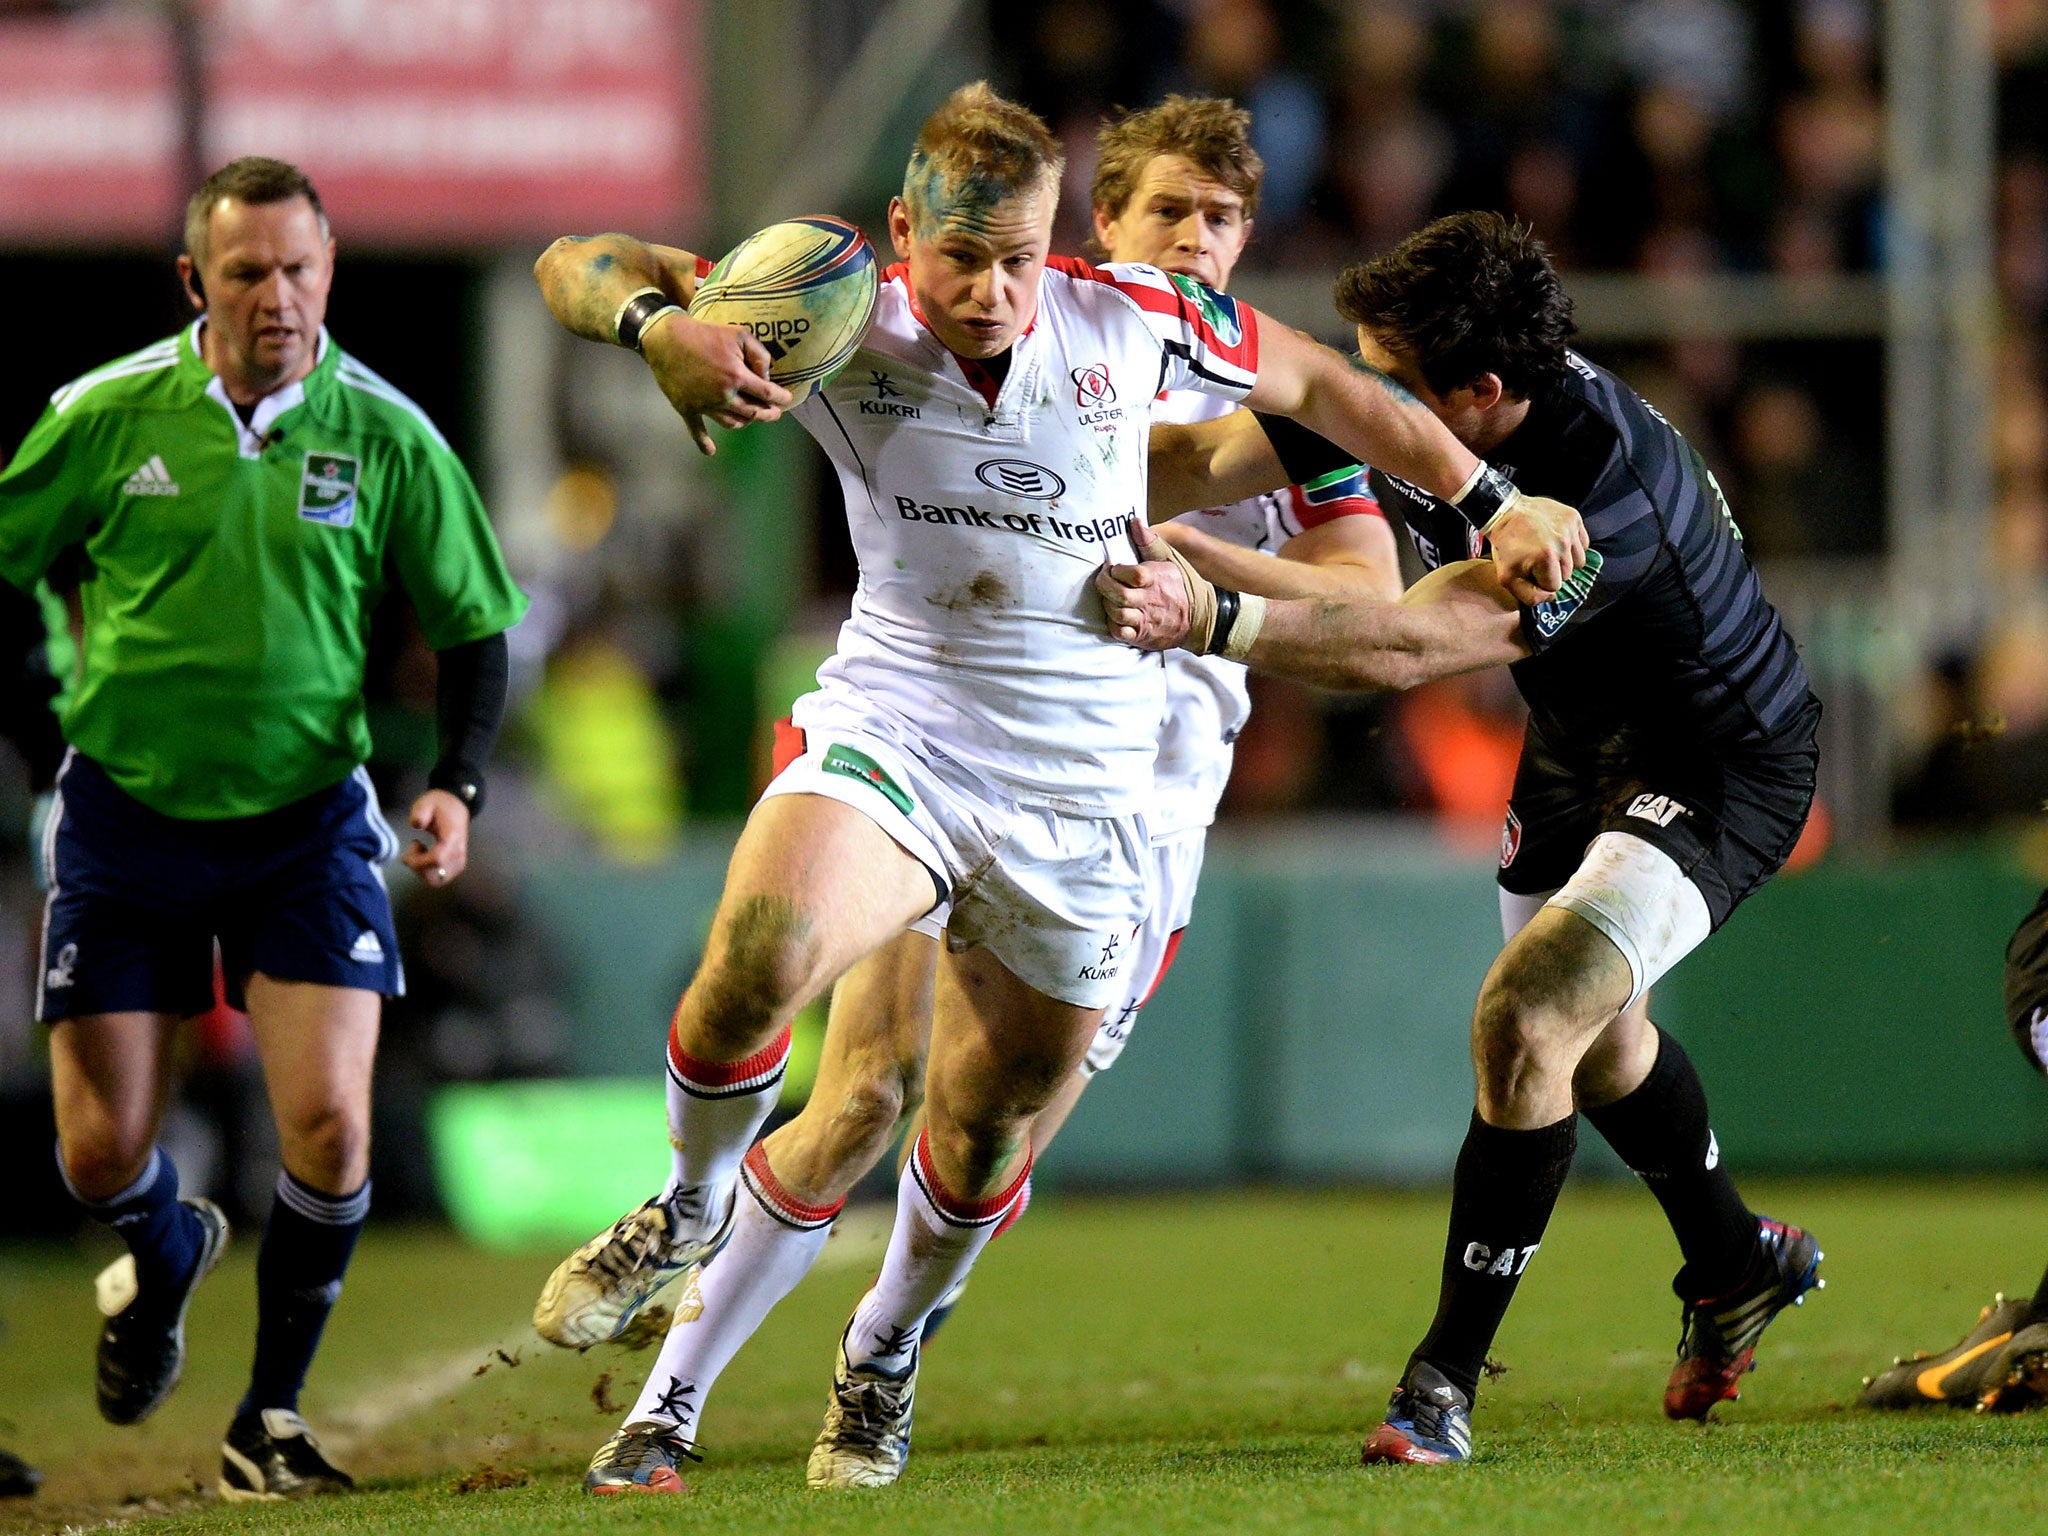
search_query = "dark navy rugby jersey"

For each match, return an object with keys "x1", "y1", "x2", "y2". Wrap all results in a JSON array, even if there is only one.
[{"x1": 1258, "y1": 351, "x2": 1814, "y2": 756}]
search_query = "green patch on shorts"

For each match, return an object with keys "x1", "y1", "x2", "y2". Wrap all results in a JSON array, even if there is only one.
[{"x1": 822, "y1": 743, "x2": 914, "y2": 815}]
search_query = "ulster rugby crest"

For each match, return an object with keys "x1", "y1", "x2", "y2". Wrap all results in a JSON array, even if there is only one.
[{"x1": 299, "y1": 452, "x2": 360, "y2": 528}]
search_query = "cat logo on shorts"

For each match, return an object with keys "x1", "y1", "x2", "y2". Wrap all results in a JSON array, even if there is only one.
[
  {"x1": 1499, "y1": 808, "x2": 1522, "y2": 869},
  {"x1": 1626, "y1": 793, "x2": 1689, "y2": 828}
]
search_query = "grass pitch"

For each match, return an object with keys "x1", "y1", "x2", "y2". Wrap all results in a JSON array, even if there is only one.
[{"x1": 2, "y1": 1179, "x2": 2045, "y2": 1535}]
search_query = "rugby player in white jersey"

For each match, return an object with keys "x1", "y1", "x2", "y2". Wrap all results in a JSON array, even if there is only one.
[
  {"x1": 527, "y1": 83, "x2": 1585, "y2": 1491},
  {"x1": 564, "y1": 96, "x2": 1403, "y2": 1494}
]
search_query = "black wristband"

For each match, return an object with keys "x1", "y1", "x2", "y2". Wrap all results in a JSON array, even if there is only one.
[
  {"x1": 614, "y1": 287, "x2": 683, "y2": 353},
  {"x1": 1454, "y1": 464, "x2": 1516, "y2": 533},
  {"x1": 1209, "y1": 587, "x2": 1242, "y2": 656},
  {"x1": 428, "y1": 632, "x2": 508, "y2": 817}
]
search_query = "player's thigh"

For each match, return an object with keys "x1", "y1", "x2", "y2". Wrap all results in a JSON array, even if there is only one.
[
  {"x1": 48, "y1": 1011, "x2": 187, "y2": 1194},
  {"x1": 768, "y1": 930, "x2": 941, "y2": 1194},
  {"x1": 698, "y1": 791, "x2": 939, "y2": 1003},
  {"x1": 928, "y1": 941, "x2": 1104, "y2": 1137},
  {"x1": 814, "y1": 927, "x2": 939, "y2": 1102},
  {"x1": 243, "y1": 975, "x2": 380, "y2": 1191}
]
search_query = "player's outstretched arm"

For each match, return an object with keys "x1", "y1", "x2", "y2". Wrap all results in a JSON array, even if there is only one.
[
  {"x1": 1152, "y1": 517, "x2": 1403, "y2": 606},
  {"x1": 1239, "y1": 321, "x2": 1587, "y2": 603},
  {"x1": 1097, "y1": 518, "x2": 1527, "y2": 692},
  {"x1": 1145, "y1": 412, "x2": 1290, "y2": 520},
  {"x1": 533, "y1": 233, "x2": 792, "y2": 454}
]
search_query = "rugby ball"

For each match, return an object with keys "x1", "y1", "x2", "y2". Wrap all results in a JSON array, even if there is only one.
[{"x1": 689, "y1": 217, "x2": 879, "y2": 404}]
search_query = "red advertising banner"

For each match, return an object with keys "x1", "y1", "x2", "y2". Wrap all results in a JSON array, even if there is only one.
[{"x1": 0, "y1": 0, "x2": 702, "y2": 248}]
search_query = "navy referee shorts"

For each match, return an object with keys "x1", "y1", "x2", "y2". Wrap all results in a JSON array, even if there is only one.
[{"x1": 38, "y1": 751, "x2": 406, "y2": 1023}]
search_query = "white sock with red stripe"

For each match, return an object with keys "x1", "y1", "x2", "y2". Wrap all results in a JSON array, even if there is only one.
[
  {"x1": 842, "y1": 1130, "x2": 1030, "y2": 1375},
  {"x1": 625, "y1": 1143, "x2": 841, "y2": 1443},
  {"x1": 661, "y1": 1021, "x2": 792, "y2": 1244}
]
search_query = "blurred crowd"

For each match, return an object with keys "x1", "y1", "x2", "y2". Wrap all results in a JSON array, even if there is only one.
[{"x1": 979, "y1": 0, "x2": 2048, "y2": 835}]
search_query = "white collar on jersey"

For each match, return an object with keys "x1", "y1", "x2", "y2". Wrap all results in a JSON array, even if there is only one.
[{"x1": 192, "y1": 320, "x2": 330, "y2": 459}]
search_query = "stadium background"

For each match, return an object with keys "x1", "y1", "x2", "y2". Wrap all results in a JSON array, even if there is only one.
[{"x1": 0, "y1": 5, "x2": 2045, "y2": 1524}]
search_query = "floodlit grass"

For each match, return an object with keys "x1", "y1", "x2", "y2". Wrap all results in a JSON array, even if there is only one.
[{"x1": 4, "y1": 1179, "x2": 2046, "y2": 1535}]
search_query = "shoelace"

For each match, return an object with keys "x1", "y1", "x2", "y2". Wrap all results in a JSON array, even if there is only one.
[
  {"x1": 637, "y1": 1425, "x2": 704, "y2": 1466},
  {"x1": 831, "y1": 1375, "x2": 911, "y2": 1449},
  {"x1": 584, "y1": 1208, "x2": 675, "y2": 1283}
]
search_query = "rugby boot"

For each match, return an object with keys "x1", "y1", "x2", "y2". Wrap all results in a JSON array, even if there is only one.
[
  {"x1": 218, "y1": 1409, "x2": 354, "y2": 1501},
  {"x1": 533, "y1": 1191, "x2": 735, "y2": 1349},
  {"x1": 95, "y1": 1196, "x2": 230, "y2": 1425},
  {"x1": 1359, "y1": 1362, "x2": 1473, "y2": 1465},
  {"x1": 1859, "y1": 1292, "x2": 2033, "y2": 1409},
  {"x1": 585, "y1": 1421, "x2": 700, "y2": 1494},
  {"x1": 806, "y1": 1331, "x2": 918, "y2": 1488},
  {"x1": 1665, "y1": 1216, "x2": 1823, "y2": 1420},
  {"x1": 1976, "y1": 1320, "x2": 2048, "y2": 1413},
  {"x1": 0, "y1": 1447, "x2": 40, "y2": 1498}
]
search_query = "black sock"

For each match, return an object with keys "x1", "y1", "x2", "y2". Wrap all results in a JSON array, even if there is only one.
[
  {"x1": 64, "y1": 1145, "x2": 203, "y2": 1314},
  {"x1": 1410, "y1": 1111, "x2": 1578, "y2": 1403},
  {"x1": 237, "y1": 1171, "x2": 369, "y2": 1421},
  {"x1": 1583, "y1": 1028, "x2": 1758, "y2": 1298},
  {"x1": 2031, "y1": 1255, "x2": 2048, "y2": 1318}
]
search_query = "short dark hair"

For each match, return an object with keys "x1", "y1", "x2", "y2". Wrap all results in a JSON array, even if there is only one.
[
  {"x1": 1091, "y1": 95, "x2": 1264, "y2": 229},
  {"x1": 1334, "y1": 212, "x2": 1574, "y2": 398},
  {"x1": 184, "y1": 156, "x2": 328, "y2": 268}
]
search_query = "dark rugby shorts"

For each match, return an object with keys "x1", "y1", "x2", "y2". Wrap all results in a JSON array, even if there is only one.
[
  {"x1": 2006, "y1": 885, "x2": 2048, "y2": 1075},
  {"x1": 1497, "y1": 696, "x2": 1822, "y2": 931},
  {"x1": 37, "y1": 752, "x2": 406, "y2": 1022}
]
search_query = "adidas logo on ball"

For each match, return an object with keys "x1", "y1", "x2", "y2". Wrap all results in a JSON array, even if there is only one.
[{"x1": 690, "y1": 216, "x2": 879, "y2": 404}]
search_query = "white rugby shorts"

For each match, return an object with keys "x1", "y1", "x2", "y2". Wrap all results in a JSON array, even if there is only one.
[
  {"x1": 1078, "y1": 827, "x2": 1205, "y2": 1076},
  {"x1": 766, "y1": 686, "x2": 1152, "y2": 1011},
  {"x1": 1498, "y1": 830, "x2": 1713, "y2": 1006}
]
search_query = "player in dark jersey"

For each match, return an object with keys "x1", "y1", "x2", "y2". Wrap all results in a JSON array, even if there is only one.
[
  {"x1": 1859, "y1": 886, "x2": 2048, "y2": 1413},
  {"x1": 1101, "y1": 211, "x2": 1825, "y2": 1464}
]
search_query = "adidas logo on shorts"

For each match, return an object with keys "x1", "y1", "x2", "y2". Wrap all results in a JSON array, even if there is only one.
[
  {"x1": 349, "y1": 930, "x2": 385, "y2": 963},
  {"x1": 121, "y1": 455, "x2": 180, "y2": 497}
]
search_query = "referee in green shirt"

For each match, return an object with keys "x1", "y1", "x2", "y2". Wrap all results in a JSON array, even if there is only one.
[{"x1": 0, "y1": 158, "x2": 550, "y2": 1500}]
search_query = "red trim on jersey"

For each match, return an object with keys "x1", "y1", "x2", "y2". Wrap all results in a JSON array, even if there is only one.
[
  {"x1": 771, "y1": 716, "x2": 807, "y2": 777},
  {"x1": 1139, "y1": 927, "x2": 1187, "y2": 1007},
  {"x1": 743, "y1": 1142, "x2": 845, "y2": 1225},
  {"x1": 667, "y1": 1022, "x2": 793, "y2": 1089},
  {"x1": 694, "y1": 254, "x2": 715, "y2": 280},
  {"x1": 1050, "y1": 257, "x2": 1260, "y2": 376},
  {"x1": 912, "y1": 1128, "x2": 1033, "y2": 1224},
  {"x1": 1285, "y1": 482, "x2": 1388, "y2": 531}
]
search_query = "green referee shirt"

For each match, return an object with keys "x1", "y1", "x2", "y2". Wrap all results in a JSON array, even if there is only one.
[{"x1": 0, "y1": 323, "x2": 528, "y2": 820}]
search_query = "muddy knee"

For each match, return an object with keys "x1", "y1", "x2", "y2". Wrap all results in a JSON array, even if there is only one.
[{"x1": 691, "y1": 895, "x2": 822, "y2": 1052}]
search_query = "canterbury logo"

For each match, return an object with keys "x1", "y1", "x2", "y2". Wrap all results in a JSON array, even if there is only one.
[{"x1": 121, "y1": 455, "x2": 180, "y2": 496}]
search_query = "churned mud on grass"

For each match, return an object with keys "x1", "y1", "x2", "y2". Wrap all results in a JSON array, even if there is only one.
[{"x1": 449, "y1": 1463, "x2": 530, "y2": 1493}]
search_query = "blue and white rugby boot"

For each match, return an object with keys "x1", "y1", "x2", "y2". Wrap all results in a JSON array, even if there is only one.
[{"x1": 1360, "y1": 1362, "x2": 1472, "y2": 1465}]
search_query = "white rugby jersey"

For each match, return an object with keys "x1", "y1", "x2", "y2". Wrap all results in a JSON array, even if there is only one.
[
  {"x1": 1148, "y1": 392, "x2": 1385, "y2": 837},
  {"x1": 792, "y1": 257, "x2": 1260, "y2": 817}
]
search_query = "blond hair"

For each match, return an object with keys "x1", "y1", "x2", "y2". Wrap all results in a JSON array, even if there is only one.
[
  {"x1": 1090, "y1": 95, "x2": 1264, "y2": 238},
  {"x1": 903, "y1": 82, "x2": 1064, "y2": 229}
]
